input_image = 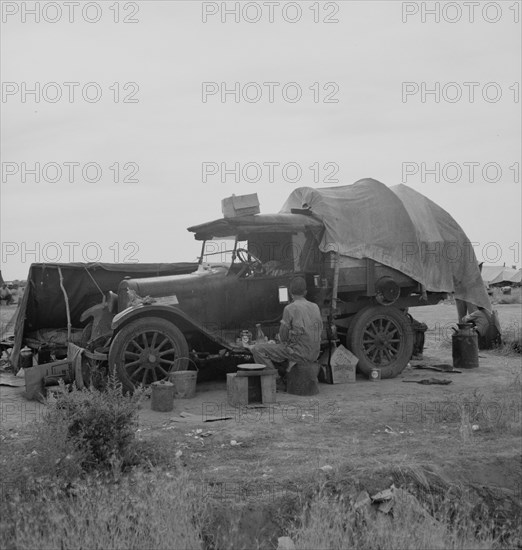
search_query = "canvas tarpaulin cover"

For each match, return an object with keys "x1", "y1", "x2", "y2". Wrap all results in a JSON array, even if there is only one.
[
  {"x1": 10, "y1": 262, "x2": 197, "y2": 368},
  {"x1": 280, "y1": 179, "x2": 491, "y2": 310}
]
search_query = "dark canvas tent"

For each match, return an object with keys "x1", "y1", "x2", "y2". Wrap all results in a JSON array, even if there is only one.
[
  {"x1": 281, "y1": 179, "x2": 491, "y2": 310},
  {"x1": 10, "y1": 262, "x2": 197, "y2": 368}
]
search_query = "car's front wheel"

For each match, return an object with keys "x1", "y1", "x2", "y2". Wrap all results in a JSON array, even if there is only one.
[{"x1": 109, "y1": 317, "x2": 189, "y2": 392}]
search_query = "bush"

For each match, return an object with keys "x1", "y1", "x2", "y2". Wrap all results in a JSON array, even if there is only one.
[
  {"x1": 0, "y1": 374, "x2": 197, "y2": 550},
  {"x1": 48, "y1": 370, "x2": 144, "y2": 470}
]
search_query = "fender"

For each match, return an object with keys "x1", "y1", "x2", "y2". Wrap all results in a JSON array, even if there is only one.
[
  {"x1": 81, "y1": 303, "x2": 115, "y2": 343},
  {"x1": 111, "y1": 304, "x2": 234, "y2": 351}
]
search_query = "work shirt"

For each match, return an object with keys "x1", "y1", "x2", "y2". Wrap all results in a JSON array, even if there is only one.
[{"x1": 279, "y1": 296, "x2": 323, "y2": 362}]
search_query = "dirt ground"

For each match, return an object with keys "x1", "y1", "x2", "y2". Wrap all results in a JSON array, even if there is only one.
[{"x1": 1, "y1": 301, "x2": 521, "y2": 539}]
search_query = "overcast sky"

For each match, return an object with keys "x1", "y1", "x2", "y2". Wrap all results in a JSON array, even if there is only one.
[{"x1": 1, "y1": 0, "x2": 520, "y2": 279}]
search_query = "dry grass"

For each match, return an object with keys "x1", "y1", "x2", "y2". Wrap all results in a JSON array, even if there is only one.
[
  {"x1": 484, "y1": 312, "x2": 522, "y2": 356},
  {"x1": 289, "y1": 462, "x2": 521, "y2": 550},
  {"x1": 1, "y1": 469, "x2": 204, "y2": 550},
  {"x1": 2, "y1": 426, "x2": 521, "y2": 550},
  {"x1": 430, "y1": 370, "x2": 522, "y2": 442},
  {"x1": 494, "y1": 329, "x2": 522, "y2": 355},
  {"x1": 291, "y1": 496, "x2": 496, "y2": 550},
  {"x1": 0, "y1": 378, "x2": 206, "y2": 550}
]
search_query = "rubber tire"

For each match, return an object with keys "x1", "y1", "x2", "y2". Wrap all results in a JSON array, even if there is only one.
[
  {"x1": 109, "y1": 317, "x2": 189, "y2": 393},
  {"x1": 347, "y1": 306, "x2": 414, "y2": 379}
]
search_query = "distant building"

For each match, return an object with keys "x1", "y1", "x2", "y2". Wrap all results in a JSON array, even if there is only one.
[
  {"x1": 481, "y1": 265, "x2": 520, "y2": 287},
  {"x1": 508, "y1": 269, "x2": 522, "y2": 286}
]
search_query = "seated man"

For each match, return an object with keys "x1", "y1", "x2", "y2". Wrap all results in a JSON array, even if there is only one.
[
  {"x1": 249, "y1": 277, "x2": 323, "y2": 380},
  {"x1": 462, "y1": 307, "x2": 502, "y2": 350}
]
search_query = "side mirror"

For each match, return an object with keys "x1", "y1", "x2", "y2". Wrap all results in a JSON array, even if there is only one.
[{"x1": 278, "y1": 286, "x2": 289, "y2": 303}]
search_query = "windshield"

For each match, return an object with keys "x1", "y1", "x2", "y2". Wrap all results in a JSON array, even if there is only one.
[
  {"x1": 198, "y1": 231, "x2": 320, "y2": 274},
  {"x1": 199, "y1": 238, "x2": 246, "y2": 266}
]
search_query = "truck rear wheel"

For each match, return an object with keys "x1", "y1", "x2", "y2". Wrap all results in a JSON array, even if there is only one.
[
  {"x1": 347, "y1": 306, "x2": 413, "y2": 379},
  {"x1": 109, "y1": 317, "x2": 189, "y2": 392}
]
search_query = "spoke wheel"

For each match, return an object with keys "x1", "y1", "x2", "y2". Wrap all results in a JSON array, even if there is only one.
[
  {"x1": 109, "y1": 317, "x2": 189, "y2": 392},
  {"x1": 347, "y1": 306, "x2": 413, "y2": 379}
]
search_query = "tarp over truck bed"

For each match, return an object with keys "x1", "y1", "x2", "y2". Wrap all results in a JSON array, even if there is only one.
[
  {"x1": 281, "y1": 179, "x2": 491, "y2": 310},
  {"x1": 10, "y1": 262, "x2": 198, "y2": 368}
]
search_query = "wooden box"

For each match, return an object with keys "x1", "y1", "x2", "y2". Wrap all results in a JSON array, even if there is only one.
[
  {"x1": 227, "y1": 369, "x2": 277, "y2": 407},
  {"x1": 24, "y1": 360, "x2": 72, "y2": 401},
  {"x1": 221, "y1": 194, "x2": 260, "y2": 218},
  {"x1": 321, "y1": 345, "x2": 358, "y2": 384}
]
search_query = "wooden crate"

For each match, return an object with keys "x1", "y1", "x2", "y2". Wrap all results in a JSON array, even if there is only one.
[
  {"x1": 221, "y1": 194, "x2": 260, "y2": 218},
  {"x1": 227, "y1": 369, "x2": 277, "y2": 407},
  {"x1": 320, "y1": 345, "x2": 357, "y2": 384},
  {"x1": 24, "y1": 359, "x2": 72, "y2": 400}
]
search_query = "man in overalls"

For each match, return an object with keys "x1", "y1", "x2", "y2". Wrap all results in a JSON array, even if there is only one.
[{"x1": 249, "y1": 277, "x2": 323, "y2": 384}]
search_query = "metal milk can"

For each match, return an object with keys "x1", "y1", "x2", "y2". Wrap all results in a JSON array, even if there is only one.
[{"x1": 452, "y1": 323, "x2": 479, "y2": 369}]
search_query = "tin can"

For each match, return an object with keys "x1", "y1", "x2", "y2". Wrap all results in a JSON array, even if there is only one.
[
  {"x1": 321, "y1": 278, "x2": 328, "y2": 288},
  {"x1": 369, "y1": 368, "x2": 381, "y2": 381},
  {"x1": 20, "y1": 347, "x2": 34, "y2": 369},
  {"x1": 37, "y1": 343, "x2": 52, "y2": 365},
  {"x1": 313, "y1": 275, "x2": 320, "y2": 287}
]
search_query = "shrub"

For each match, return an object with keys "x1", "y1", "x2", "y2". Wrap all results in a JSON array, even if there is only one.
[{"x1": 48, "y1": 370, "x2": 144, "y2": 470}]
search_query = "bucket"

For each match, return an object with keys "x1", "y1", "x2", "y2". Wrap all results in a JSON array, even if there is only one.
[
  {"x1": 170, "y1": 369, "x2": 198, "y2": 399},
  {"x1": 151, "y1": 381, "x2": 174, "y2": 412}
]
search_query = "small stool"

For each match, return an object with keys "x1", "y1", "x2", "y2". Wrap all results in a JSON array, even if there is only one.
[
  {"x1": 287, "y1": 362, "x2": 320, "y2": 396},
  {"x1": 227, "y1": 369, "x2": 277, "y2": 407}
]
